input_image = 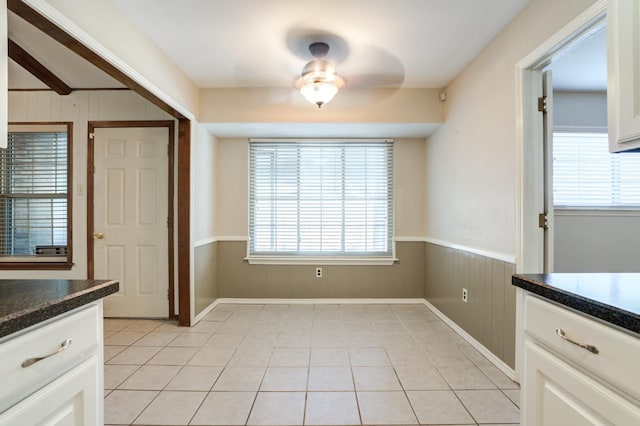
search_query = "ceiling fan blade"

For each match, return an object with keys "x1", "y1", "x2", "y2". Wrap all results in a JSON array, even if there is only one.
[{"x1": 347, "y1": 72, "x2": 405, "y2": 89}]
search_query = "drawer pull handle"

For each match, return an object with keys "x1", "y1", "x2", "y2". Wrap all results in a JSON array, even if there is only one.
[
  {"x1": 555, "y1": 328, "x2": 598, "y2": 354},
  {"x1": 21, "y1": 338, "x2": 73, "y2": 368}
]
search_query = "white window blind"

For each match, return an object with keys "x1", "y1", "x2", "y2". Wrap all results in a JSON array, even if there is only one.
[
  {"x1": 0, "y1": 130, "x2": 69, "y2": 257},
  {"x1": 249, "y1": 140, "x2": 394, "y2": 257},
  {"x1": 553, "y1": 131, "x2": 640, "y2": 207}
]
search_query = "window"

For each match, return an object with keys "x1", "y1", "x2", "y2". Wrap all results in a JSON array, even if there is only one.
[
  {"x1": 553, "y1": 130, "x2": 640, "y2": 207},
  {"x1": 249, "y1": 139, "x2": 394, "y2": 263},
  {"x1": 0, "y1": 124, "x2": 72, "y2": 268}
]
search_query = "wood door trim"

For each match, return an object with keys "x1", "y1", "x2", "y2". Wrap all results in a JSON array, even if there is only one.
[
  {"x1": 87, "y1": 120, "x2": 176, "y2": 318},
  {"x1": 177, "y1": 119, "x2": 191, "y2": 326}
]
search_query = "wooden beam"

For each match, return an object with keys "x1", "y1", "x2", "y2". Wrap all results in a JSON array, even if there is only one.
[
  {"x1": 8, "y1": 38, "x2": 73, "y2": 95},
  {"x1": 7, "y1": 0, "x2": 187, "y2": 120},
  {"x1": 177, "y1": 119, "x2": 191, "y2": 326}
]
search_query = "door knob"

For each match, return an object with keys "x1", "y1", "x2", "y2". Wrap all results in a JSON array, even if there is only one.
[{"x1": 93, "y1": 232, "x2": 104, "y2": 239}]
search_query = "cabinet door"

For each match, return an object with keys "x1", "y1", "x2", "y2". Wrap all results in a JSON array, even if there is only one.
[
  {"x1": 608, "y1": 0, "x2": 640, "y2": 152},
  {"x1": 523, "y1": 341, "x2": 640, "y2": 425},
  {"x1": 0, "y1": 357, "x2": 100, "y2": 426}
]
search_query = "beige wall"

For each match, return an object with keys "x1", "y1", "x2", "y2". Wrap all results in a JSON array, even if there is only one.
[
  {"x1": 424, "y1": 0, "x2": 598, "y2": 257},
  {"x1": 424, "y1": 242, "x2": 516, "y2": 368},
  {"x1": 199, "y1": 88, "x2": 443, "y2": 125},
  {"x1": 195, "y1": 242, "x2": 217, "y2": 315},
  {"x1": 212, "y1": 137, "x2": 427, "y2": 300},
  {"x1": 215, "y1": 138, "x2": 248, "y2": 237},
  {"x1": 215, "y1": 138, "x2": 426, "y2": 238},
  {"x1": 6, "y1": 90, "x2": 173, "y2": 279},
  {"x1": 217, "y1": 241, "x2": 424, "y2": 299}
]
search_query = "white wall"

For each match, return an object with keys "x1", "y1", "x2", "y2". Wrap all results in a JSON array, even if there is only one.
[
  {"x1": 193, "y1": 124, "x2": 217, "y2": 244},
  {"x1": 215, "y1": 138, "x2": 426, "y2": 239},
  {"x1": 424, "y1": 0, "x2": 598, "y2": 258},
  {"x1": 6, "y1": 90, "x2": 174, "y2": 279}
]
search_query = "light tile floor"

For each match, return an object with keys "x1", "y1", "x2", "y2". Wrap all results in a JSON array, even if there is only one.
[{"x1": 103, "y1": 303, "x2": 520, "y2": 425}]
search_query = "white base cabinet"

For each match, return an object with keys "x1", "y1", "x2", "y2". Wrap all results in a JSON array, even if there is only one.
[
  {"x1": 524, "y1": 341, "x2": 640, "y2": 425},
  {"x1": 0, "y1": 358, "x2": 99, "y2": 425},
  {"x1": 0, "y1": 302, "x2": 104, "y2": 426},
  {"x1": 521, "y1": 293, "x2": 640, "y2": 425}
]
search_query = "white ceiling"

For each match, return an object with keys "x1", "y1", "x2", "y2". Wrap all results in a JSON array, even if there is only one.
[
  {"x1": 7, "y1": 0, "x2": 606, "y2": 137},
  {"x1": 7, "y1": 0, "x2": 534, "y2": 138},
  {"x1": 110, "y1": 0, "x2": 529, "y2": 89},
  {"x1": 550, "y1": 25, "x2": 607, "y2": 92},
  {"x1": 7, "y1": 0, "x2": 607, "y2": 95},
  {"x1": 7, "y1": 10, "x2": 124, "y2": 89}
]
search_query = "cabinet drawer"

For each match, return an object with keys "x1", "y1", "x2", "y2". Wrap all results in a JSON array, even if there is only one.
[
  {"x1": 524, "y1": 295, "x2": 640, "y2": 402},
  {"x1": 0, "y1": 303, "x2": 100, "y2": 413}
]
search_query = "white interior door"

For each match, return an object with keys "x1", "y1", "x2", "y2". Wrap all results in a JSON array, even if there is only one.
[
  {"x1": 93, "y1": 127, "x2": 169, "y2": 318},
  {"x1": 542, "y1": 70, "x2": 555, "y2": 272}
]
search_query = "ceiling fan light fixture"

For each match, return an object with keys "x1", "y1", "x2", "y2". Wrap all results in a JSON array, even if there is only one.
[
  {"x1": 297, "y1": 42, "x2": 344, "y2": 108},
  {"x1": 301, "y1": 81, "x2": 339, "y2": 108},
  {"x1": 301, "y1": 60, "x2": 337, "y2": 83}
]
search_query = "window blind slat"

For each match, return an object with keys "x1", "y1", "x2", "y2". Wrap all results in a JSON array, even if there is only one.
[{"x1": 249, "y1": 140, "x2": 394, "y2": 257}]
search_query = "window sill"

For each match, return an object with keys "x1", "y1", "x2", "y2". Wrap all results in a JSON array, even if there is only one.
[
  {"x1": 0, "y1": 257, "x2": 72, "y2": 270},
  {"x1": 245, "y1": 256, "x2": 398, "y2": 266},
  {"x1": 554, "y1": 207, "x2": 640, "y2": 217}
]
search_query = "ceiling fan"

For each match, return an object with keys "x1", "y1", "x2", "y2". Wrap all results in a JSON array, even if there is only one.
[{"x1": 295, "y1": 41, "x2": 346, "y2": 108}]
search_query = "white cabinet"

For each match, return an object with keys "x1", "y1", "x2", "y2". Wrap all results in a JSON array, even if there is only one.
[
  {"x1": 608, "y1": 0, "x2": 640, "y2": 152},
  {"x1": 521, "y1": 293, "x2": 640, "y2": 424},
  {"x1": 0, "y1": 358, "x2": 99, "y2": 426},
  {"x1": 0, "y1": 302, "x2": 104, "y2": 426}
]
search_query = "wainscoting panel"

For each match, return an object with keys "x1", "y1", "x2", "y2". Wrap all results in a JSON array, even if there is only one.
[
  {"x1": 215, "y1": 241, "x2": 425, "y2": 299},
  {"x1": 424, "y1": 242, "x2": 516, "y2": 368},
  {"x1": 194, "y1": 242, "x2": 218, "y2": 316}
]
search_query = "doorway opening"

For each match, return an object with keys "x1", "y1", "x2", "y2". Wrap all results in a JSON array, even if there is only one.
[{"x1": 516, "y1": 2, "x2": 606, "y2": 275}]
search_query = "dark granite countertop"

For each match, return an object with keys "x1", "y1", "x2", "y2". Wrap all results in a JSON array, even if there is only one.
[
  {"x1": 512, "y1": 273, "x2": 640, "y2": 335},
  {"x1": 0, "y1": 279, "x2": 119, "y2": 339}
]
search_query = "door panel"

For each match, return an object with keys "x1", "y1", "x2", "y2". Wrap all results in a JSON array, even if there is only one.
[{"x1": 94, "y1": 127, "x2": 169, "y2": 318}]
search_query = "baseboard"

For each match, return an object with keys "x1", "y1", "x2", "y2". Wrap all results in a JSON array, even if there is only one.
[
  {"x1": 421, "y1": 298, "x2": 517, "y2": 381},
  {"x1": 198, "y1": 297, "x2": 517, "y2": 382},
  {"x1": 211, "y1": 297, "x2": 427, "y2": 305},
  {"x1": 193, "y1": 299, "x2": 220, "y2": 323}
]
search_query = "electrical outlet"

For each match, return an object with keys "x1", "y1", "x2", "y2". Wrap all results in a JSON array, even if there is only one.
[
  {"x1": 462, "y1": 288, "x2": 468, "y2": 303},
  {"x1": 315, "y1": 267, "x2": 322, "y2": 278}
]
